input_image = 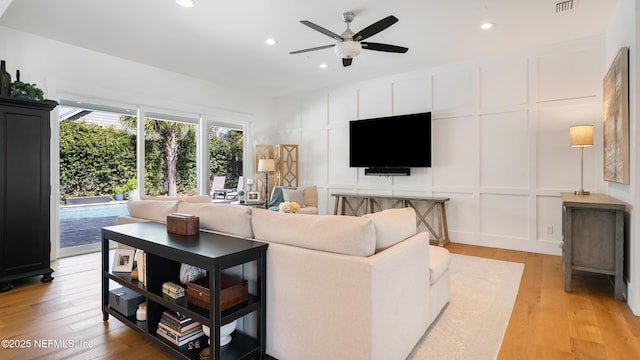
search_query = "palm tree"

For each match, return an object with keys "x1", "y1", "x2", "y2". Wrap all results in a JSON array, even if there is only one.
[{"x1": 121, "y1": 116, "x2": 193, "y2": 196}]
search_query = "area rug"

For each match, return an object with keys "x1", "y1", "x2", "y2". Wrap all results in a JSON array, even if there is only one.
[{"x1": 408, "y1": 254, "x2": 524, "y2": 360}]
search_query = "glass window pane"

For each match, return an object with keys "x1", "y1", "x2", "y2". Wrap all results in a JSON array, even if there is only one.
[
  {"x1": 209, "y1": 125, "x2": 243, "y2": 200},
  {"x1": 143, "y1": 116, "x2": 197, "y2": 196}
]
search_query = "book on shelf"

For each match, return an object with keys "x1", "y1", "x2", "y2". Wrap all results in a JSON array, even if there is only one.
[
  {"x1": 156, "y1": 309, "x2": 206, "y2": 347},
  {"x1": 156, "y1": 324, "x2": 203, "y2": 341},
  {"x1": 161, "y1": 310, "x2": 192, "y2": 325},
  {"x1": 156, "y1": 327, "x2": 205, "y2": 347},
  {"x1": 157, "y1": 320, "x2": 202, "y2": 337},
  {"x1": 135, "y1": 250, "x2": 146, "y2": 285}
]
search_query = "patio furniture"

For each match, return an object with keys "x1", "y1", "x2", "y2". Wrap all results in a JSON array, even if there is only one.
[
  {"x1": 210, "y1": 176, "x2": 228, "y2": 199},
  {"x1": 225, "y1": 176, "x2": 244, "y2": 200}
]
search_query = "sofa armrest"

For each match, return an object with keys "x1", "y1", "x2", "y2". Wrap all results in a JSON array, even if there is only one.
[{"x1": 265, "y1": 232, "x2": 430, "y2": 360}]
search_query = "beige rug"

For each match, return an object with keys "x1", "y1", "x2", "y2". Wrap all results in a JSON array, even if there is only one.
[{"x1": 408, "y1": 254, "x2": 524, "y2": 360}]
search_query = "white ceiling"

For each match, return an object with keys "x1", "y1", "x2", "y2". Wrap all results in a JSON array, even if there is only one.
[{"x1": 0, "y1": 0, "x2": 618, "y2": 98}]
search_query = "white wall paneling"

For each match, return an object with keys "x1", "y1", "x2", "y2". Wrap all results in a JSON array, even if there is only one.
[
  {"x1": 432, "y1": 66, "x2": 473, "y2": 115},
  {"x1": 480, "y1": 58, "x2": 529, "y2": 109},
  {"x1": 480, "y1": 111, "x2": 529, "y2": 190},
  {"x1": 301, "y1": 129, "x2": 327, "y2": 186},
  {"x1": 480, "y1": 194, "x2": 529, "y2": 239},
  {"x1": 392, "y1": 75, "x2": 431, "y2": 115},
  {"x1": 357, "y1": 83, "x2": 392, "y2": 119},
  {"x1": 300, "y1": 95, "x2": 328, "y2": 130},
  {"x1": 432, "y1": 115, "x2": 476, "y2": 189},
  {"x1": 536, "y1": 195, "x2": 563, "y2": 243},
  {"x1": 433, "y1": 192, "x2": 476, "y2": 242},
  {"x1": 269, "y1": 35, "x2": 607, "y2": 256},
  {"x1": 328, "y1": 88, "x2": 357, "y2": 127},
  {"x1": 327, "y1": 127, "x2": 355, "y2": 185},
  {"x1": 536, "y1": 46, "x2": 602, "y2": 102}
]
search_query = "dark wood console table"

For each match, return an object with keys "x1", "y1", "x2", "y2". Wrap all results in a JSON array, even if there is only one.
[
  {"x1": 102, "y1": 222, "x2": 268, "y2": 359},
  {"x1": 331, "y1": 193, "x2": 450, "y2": 246},
  {"x1": 561, "y1": 193, "x2": 625, "y2": 301}
]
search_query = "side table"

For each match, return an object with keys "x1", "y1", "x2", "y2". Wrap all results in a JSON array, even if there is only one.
[{"x1": 561, "y1": 192, "x2": 625, "y2": 301}]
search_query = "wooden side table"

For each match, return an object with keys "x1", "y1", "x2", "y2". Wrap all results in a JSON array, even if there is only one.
[{"x1": 561, "y1": 193, "x2": 626, "y2": 301}]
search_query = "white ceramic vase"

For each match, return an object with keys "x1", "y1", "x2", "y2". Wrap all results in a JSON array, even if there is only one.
[{"x1": 201, "y1": 319, "x2": 237, "y2": 346}]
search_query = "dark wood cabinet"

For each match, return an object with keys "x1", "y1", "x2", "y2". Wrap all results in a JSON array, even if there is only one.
[
  {"x1": 0, "y1": 97, "x2": 57, "y2": 291},
  {"x1": 561, "y1": 192, "x2": 626, "y2": 301}
]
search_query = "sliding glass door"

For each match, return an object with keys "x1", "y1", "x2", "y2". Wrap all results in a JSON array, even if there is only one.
[{"x1": 57, "y1": 104, "x2": 135, "y2": 257}]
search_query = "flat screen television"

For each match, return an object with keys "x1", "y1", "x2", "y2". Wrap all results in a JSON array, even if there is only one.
[{"x1": 349, "y1": 112, "x2": 431, "y2": 175}]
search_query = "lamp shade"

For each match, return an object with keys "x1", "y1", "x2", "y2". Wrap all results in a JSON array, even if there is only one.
[
  {"x1": 258, "y1": 159, "x2": 276, "y2": 172},
  {"x1": 569, "y1": 125, "x2": 594, "y2": 147}
]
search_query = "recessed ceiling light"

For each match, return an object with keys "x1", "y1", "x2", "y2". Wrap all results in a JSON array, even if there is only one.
[
  {"x1": 265, "y1": 38, "x2": 277, "y2": 45},
  {"x1": 481, "y1": 22, "x2": 494, "y2": 30},
  {"x1": 176, "y1": 0, "x2": 195, "y2": 8},
  {"x1": 319, "y1": 63, "x2": 328, "y2": 69}
]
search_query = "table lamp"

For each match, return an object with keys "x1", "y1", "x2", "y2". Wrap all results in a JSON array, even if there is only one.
[{"x1": 569, "y1": 125, "x2": 594, "y2": 195}]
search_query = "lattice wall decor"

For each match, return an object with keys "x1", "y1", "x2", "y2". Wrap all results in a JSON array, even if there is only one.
[
  {"x1": 255, "y1": 145, "x2": 275, "y2": 202},
  {"x1": 275, "y1": 144, "x2": 298, "y2": 187}
]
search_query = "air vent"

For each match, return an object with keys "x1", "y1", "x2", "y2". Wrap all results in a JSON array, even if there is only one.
[{"x1": 555, "y1": 0, "x2": 574, "y2": 13}]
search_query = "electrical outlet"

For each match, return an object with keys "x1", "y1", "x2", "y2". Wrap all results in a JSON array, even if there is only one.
[{"x1": 546, "y1": 225, "x2": 553, "y2": 235}]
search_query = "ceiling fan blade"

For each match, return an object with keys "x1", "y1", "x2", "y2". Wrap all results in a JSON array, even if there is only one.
[
  {"x1": 361, "y1": 42, "x2": 408, "y2": 53},
  {"x1": 342, "y1": 58, "x2": 353, "y2": 67},
  {"x1": 289, "y1": 44, "x2": 336, "y2": 55},
  {"x1": 353, "y1": 15, "x2": 398, "y2": 41},
  {"x1": 300, "y1": 20, "x2": 344, "y2": 41}
]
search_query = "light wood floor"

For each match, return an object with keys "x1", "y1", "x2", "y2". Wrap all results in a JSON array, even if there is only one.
[{"x1": 1, "y1": 244, "x2": 639, "y2": 359}]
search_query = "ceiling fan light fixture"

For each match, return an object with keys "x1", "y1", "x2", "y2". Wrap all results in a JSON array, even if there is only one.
[
  {"x1": 334, "y1": 40, "x2": 361, "y2": 59},
  {"x1": 176, "y1": 0, "x2": 195, "y2": 8},
  {"x1": 481, "y1": 22, "x2": 494, "y2": 30}
]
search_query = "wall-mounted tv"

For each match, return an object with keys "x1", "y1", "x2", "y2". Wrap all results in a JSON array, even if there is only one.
[{"x1": 349, "y1": 112, "x2": 431, "y2": 175}]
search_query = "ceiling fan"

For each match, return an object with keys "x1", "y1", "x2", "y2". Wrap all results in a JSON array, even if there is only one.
[{"x1": 290, "y1": 12, "x2": 408, "y2": 67}]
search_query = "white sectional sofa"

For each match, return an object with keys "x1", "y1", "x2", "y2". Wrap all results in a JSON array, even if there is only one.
[{"x1": 117, "y1": 199, "x2": 451, "y2": 360}]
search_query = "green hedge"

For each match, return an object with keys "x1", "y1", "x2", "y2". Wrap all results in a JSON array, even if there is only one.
[
  {"x1": 59, "y1": 120, "x2": 242, "y2": 203},
  {"x1": 59, "y1": 121, "x2": 136, "y2": 203}
]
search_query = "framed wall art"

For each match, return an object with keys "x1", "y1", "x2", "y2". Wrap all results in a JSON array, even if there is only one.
[{"x1": 603, "y1": 46, "x2": 630, "y2": 184}]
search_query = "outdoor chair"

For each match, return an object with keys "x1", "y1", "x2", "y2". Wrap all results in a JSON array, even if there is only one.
[
  {"x1": 225, "y1": 176, "x2": 244, "y2": 200},
  {"x1": 210, "y1": 176, "x2": 227, "y2": 199}
]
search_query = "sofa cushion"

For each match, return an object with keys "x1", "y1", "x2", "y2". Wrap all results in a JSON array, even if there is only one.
[
  {"x1": 363, "y1": 208, "x2": 417, "y2": 252},
  {"x1": 429, "y1": 245, "x2": 451, "y2": 285},
  {"x1": 302, "y1": 185, "x2": 318, "y2": 208},
  {"x1": 251, "y1": 209, "x2": 376, "y2": 257},
  {"x1": 282, "y1": 188, "x2": 305, "y2": 207},
  {"x1": 127, "y1": 200, "x2": 180, "y2": 223},
  {"x1": 177, "y1": 202, "x2": 254, "y2": 238}
]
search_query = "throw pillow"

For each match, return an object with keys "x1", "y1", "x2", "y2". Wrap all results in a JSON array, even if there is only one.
[
  {"x1": 363, "y1": 207, "x2": 417, "y2": 252},
  {"x1": 282, "y1": 188, "x2": 305, "y2": 207}
]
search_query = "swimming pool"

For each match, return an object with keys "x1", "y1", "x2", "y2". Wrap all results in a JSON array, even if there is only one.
[{"x1": 60, "y1": 202, "x2": 129, "y2": 220}]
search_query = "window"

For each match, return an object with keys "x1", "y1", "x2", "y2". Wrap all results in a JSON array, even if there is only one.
[
  {"x1": 57, "y1": 104, "x2": 135, "y2": 255},
  {"x1": 142, "y1": 113, "x2": 198, "y2": 196},
  {"x1": 209, "y1": 124, "x2": 243, "y2": 196}
]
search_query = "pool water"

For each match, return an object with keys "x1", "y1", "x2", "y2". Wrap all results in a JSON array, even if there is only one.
[{"x1": 60, "y1": 202, "x2": 129, "y2": 220}]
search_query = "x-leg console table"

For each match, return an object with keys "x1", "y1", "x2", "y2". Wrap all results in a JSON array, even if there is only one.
[{"x1": 331, "y1": 193, "x2": 450, "y2": 246}]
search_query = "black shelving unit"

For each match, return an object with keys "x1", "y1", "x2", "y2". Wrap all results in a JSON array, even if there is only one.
[{"x1": 101, "y1": 222, "x2": 267, "y2": 359}]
